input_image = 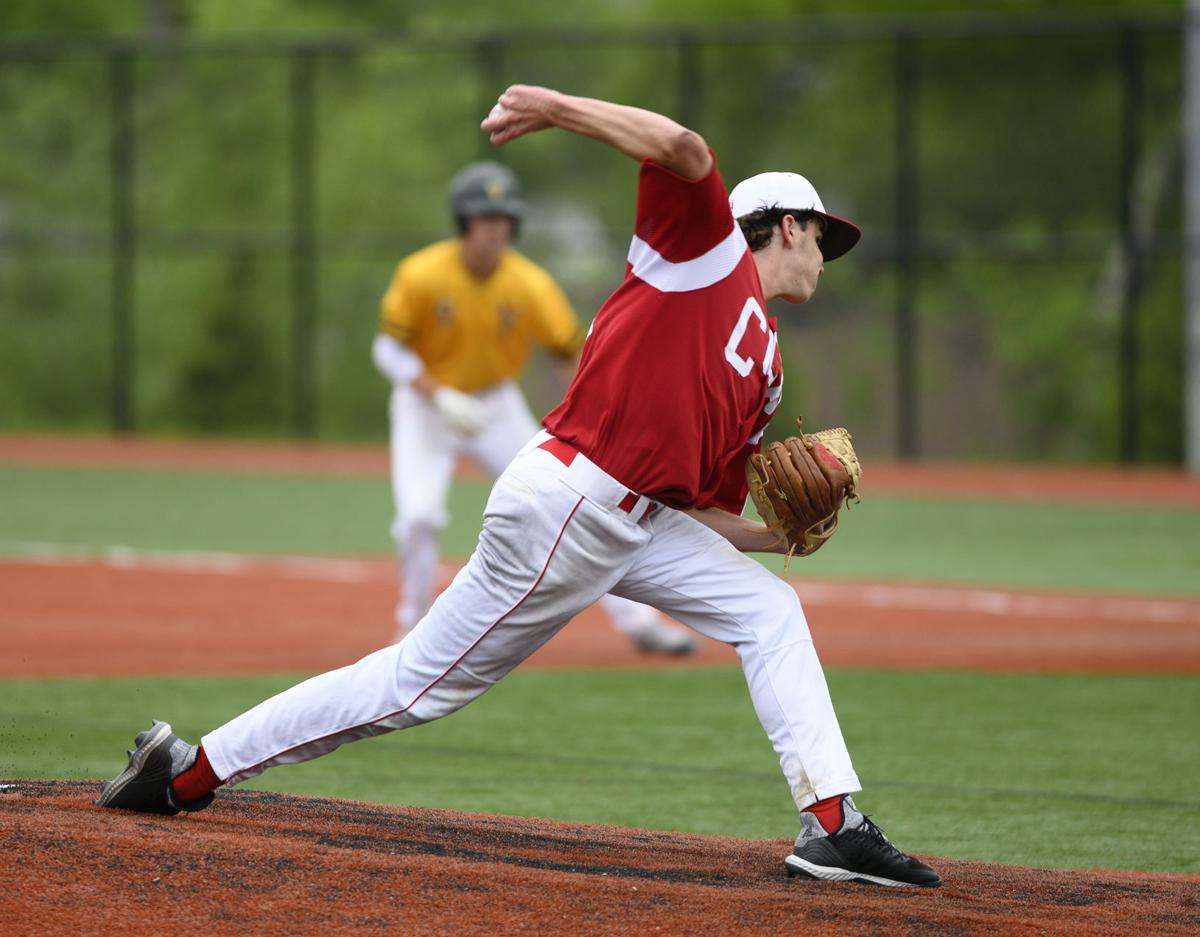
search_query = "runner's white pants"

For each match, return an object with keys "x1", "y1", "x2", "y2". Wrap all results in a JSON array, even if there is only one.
[
  {"x1": 203, "y1": 433, "x2": 861, "y2": 810},
  {"x1": 388, "y1": 380, "x2": 532, "y2": 633},
  {"x1": 388, "y1": 381, "x2": 662, "y2": 639}
]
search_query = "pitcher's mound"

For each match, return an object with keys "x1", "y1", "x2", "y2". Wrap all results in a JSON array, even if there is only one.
[{"x1": 2, "y1": 780, "x2": 1196, "y2": 936}]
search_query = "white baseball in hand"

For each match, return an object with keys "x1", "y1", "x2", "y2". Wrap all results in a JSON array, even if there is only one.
[{"x1": 489, "y1": 103, "x2": 506, "y2": 119}]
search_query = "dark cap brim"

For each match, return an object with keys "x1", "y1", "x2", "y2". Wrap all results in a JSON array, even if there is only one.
[
  {"x1": 815, "y1": 212, "x2": 861, "y2": 262},
  {"x1": 458, "y1": 197, "x2": 524, "y2": 220}
]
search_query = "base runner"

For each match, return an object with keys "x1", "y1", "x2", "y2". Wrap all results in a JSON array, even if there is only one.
[{"x1": 97, "y1": 85, "x2": 941, "y2": 889}]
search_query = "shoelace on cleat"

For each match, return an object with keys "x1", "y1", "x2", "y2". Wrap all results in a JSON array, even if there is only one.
[{"x1": 842, "y1": 816, "x2": 911, "y2": 861}]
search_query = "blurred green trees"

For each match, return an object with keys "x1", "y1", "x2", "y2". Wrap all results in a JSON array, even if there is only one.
[{"x1": 0, "y1": 1, "x2": 1185, "y2": 462}]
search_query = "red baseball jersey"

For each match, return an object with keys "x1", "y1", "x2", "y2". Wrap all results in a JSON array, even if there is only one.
[{"x1": 544, "y1": 155, "x2": 783, "y2": 513}]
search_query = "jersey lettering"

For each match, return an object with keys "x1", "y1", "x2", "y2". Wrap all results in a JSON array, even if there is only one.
[
  {"x1": 749, "y1": 382, "x2": 783, "y2": 444},
  {"x1": 724, "y1": 297, "x2": 768, "y2": 378},
  {"x1": 761, "y1": 329, "x2": 777, "y2": 384},
  {"x1": 724, "y1": 296, "x2": 782, "y2": 446}
]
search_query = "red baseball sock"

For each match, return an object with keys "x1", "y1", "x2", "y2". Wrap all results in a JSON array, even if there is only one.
[
  {"x1": 802, "y1": 794, "x2": 846, "y2": 834},
  {"x1": 171, "y1": 745, "x2": 222, "y2": 804}
]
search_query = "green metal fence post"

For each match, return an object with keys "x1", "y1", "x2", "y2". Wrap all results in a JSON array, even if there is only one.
[
  {"x1": 289, "y1": 49, "x2": 318, "y2": 438},
  {"x1": 894, "y1": 32, "x2": 920, "y2": 459},
  {"x1": 1117, "y1": 24, "x2": 1144, "y2": 463},
  {"x1": 108, "y1": 48, "x2": 136, "y2": 433},
  {"x1": 476, "y1": 35, "x2": 504, "y2": 159}
]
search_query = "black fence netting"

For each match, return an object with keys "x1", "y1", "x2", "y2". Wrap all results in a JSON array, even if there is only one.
[{"x1": 0, "y1": 13, "x2": 1185, "y2": 462}]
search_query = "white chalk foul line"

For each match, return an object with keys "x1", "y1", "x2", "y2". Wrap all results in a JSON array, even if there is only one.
[
  {"x1": 3, "y1": 542, "x2": 1197, "y2": 625},
  {"x1": 795, "y1": 581, "x2": 1200, "y2": 625},
  {"x1": 0, "y1": 542, "x2": 391, "y2": 584}
]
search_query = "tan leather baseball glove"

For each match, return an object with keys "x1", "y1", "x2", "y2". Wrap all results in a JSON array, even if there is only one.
[{"x1": 746, "y1": 418, "x2": 862, "y2": 560}]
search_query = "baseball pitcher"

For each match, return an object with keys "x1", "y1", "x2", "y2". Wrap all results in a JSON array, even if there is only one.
[{"x1": 98, "y1": 86, "x2": 940, "y2": 890}]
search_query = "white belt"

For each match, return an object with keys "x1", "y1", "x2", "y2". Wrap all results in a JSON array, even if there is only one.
[{"x1": 526, "y1": 430, "x2": 659, "y2": 524}]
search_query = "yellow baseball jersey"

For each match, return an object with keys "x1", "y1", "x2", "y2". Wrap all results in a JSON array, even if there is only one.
[{"x1": 379, "y1": 240, "x2": 584, "y2": 393}]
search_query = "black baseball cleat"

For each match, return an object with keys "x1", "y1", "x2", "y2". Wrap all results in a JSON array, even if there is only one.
[
  {"x1": 95, "y1": 720, "x2": 213, "y2": 816},
  {"x1": 785, "y1": 796, "x2": 942, "y2": 888}
]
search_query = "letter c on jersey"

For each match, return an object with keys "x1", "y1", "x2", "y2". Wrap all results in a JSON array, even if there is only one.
[{"x1": 724, "y1": 297, "x2": 768, "y2": 377}]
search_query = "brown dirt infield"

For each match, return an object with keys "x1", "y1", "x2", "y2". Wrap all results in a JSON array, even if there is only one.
[
  {"x1": 3, "y1": 781, "x2": 1198, "y2": 937},
  {"x1": 4, "y1": 554, "x2": 1199, "y2": 677}
]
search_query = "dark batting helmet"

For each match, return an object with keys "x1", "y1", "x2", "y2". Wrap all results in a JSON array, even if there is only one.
[{"x1": 450, "y1": 161, "x2": 524, "y2": 234}]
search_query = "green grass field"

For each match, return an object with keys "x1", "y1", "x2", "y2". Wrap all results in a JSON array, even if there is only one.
[
  {"x1": 3, "y1": 464, "x2": 1199, "y2": 594},
  {"x1": 2, "y1": 669, "x2": 1196, "y2": 872},
  {"x1": 2, "y1": 461, "x2": 1198, "y2": 873}
]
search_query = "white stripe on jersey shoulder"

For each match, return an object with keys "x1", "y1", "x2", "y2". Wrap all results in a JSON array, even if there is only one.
[{"x1": 626, "y1": 224, "x2": 747, "y2": 293}]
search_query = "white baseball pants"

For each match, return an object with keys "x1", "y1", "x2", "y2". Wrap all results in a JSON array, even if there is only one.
[
  {"x1": 388, "y1": 380, "x2": 535, "y2": 632},
  {"x1": 387, "y1": 381, "x2": 674, "y2": 640},
  {"x1": 203, "y1": 432, "x2": 861, "y2": 810}
]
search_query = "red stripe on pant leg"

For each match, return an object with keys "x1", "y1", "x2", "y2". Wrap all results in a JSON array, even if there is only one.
[{"x1": 234, "y1": 495, "x2": 588, "y2": 778}]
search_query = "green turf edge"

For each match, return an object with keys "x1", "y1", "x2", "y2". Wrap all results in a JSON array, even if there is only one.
[
  {"x1": 2, "y1": 464, "x2": 1198, "y2": 595},
  {"x1": 2, "y1": 666, "x2": 1195, "y2": 873}
]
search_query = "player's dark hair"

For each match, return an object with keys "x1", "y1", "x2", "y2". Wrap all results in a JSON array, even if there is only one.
[{"x1": 738, "y1": 208, "x2": 819, "y2": 253}]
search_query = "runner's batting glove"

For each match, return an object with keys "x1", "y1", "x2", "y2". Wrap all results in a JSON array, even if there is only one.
[
  {"x1": 746, "y1": 417, "x2": 862, "y2": 562},
  {"x1": 433, "y1": 387, "x2": 487, "y2": 436}
]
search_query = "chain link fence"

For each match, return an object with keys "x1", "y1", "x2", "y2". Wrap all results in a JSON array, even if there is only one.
[{"x1": 0, "y1": 12, "x2": 1185, "y2": 462}]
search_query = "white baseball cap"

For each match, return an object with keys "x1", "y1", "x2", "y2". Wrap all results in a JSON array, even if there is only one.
[{"x1": 728, "y1": 172, "x2": 861, "y2": 261}]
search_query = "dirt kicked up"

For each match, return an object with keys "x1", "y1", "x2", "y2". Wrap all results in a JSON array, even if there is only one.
[{"x1": 2, "y1": 780, "x2": 1197, "y2": 937}]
